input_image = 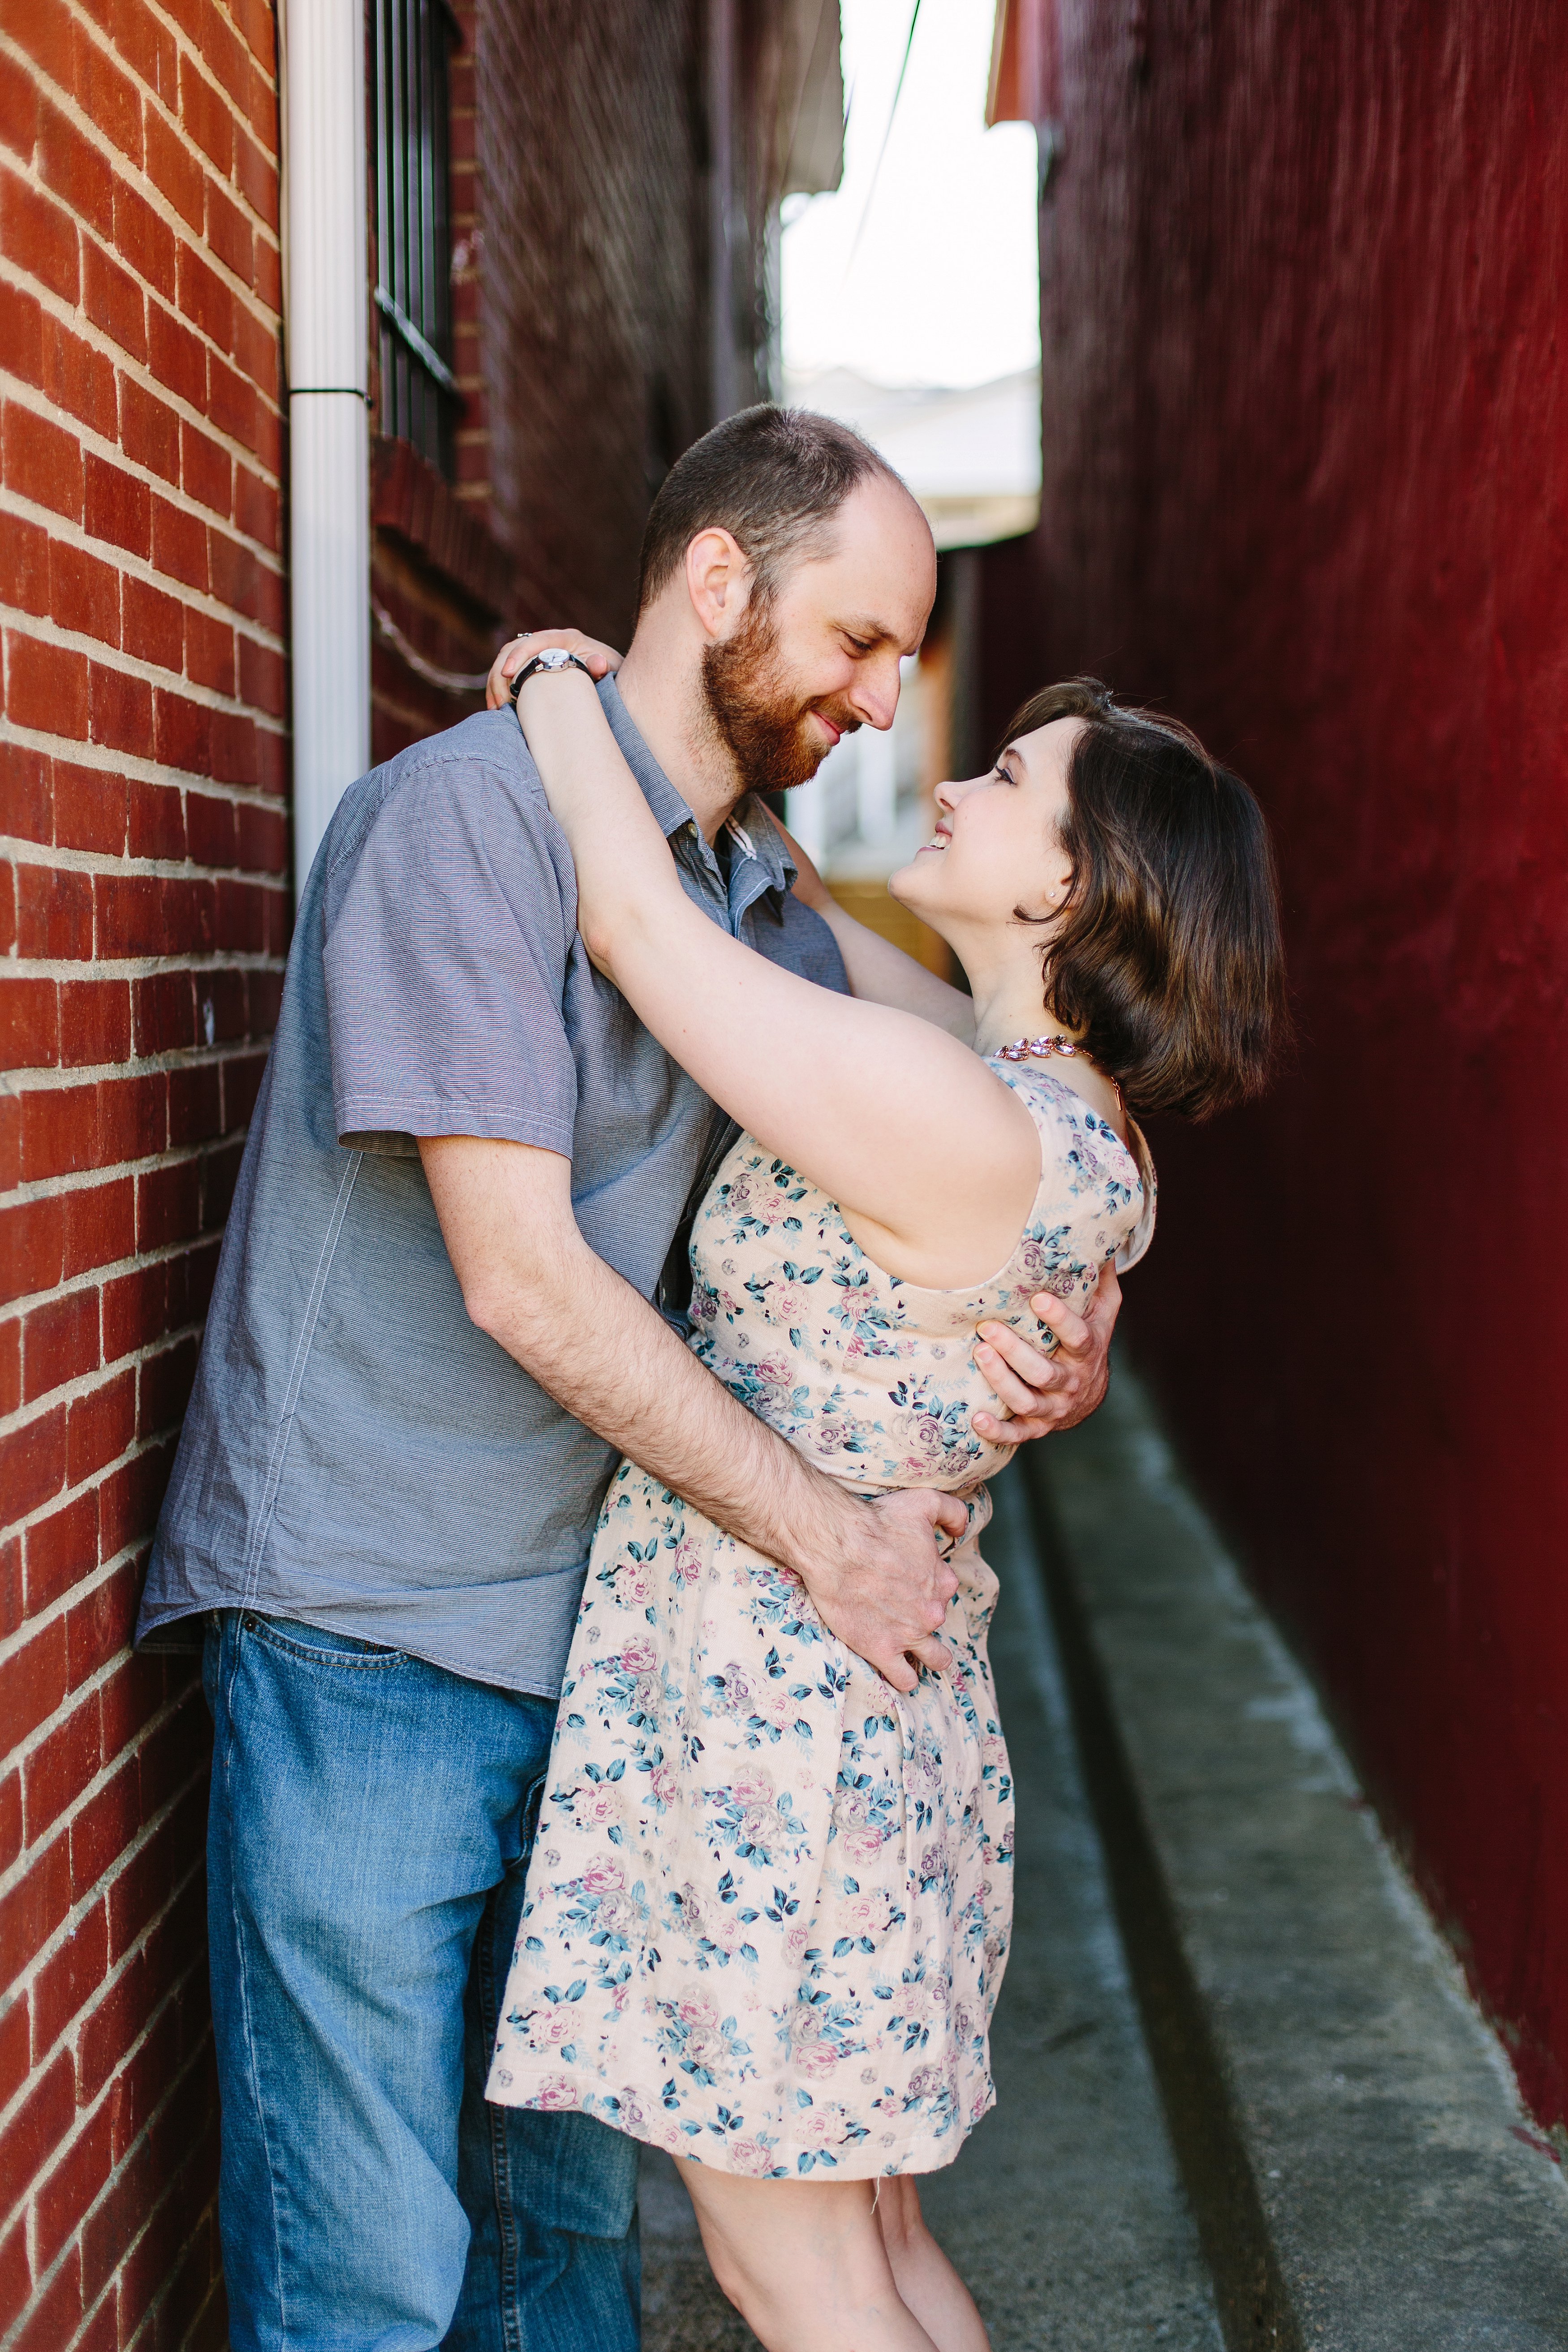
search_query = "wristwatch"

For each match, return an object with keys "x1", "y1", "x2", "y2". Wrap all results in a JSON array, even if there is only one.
[{"x1": 510, "y1": 646, "x2": 593, "y2": 700}]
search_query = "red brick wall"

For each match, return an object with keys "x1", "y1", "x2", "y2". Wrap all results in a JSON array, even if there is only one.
[
  {"x1": 1, "y1": 0, "x2": 806, "y2": 2338},
  {"x1": 987, "y1": 0, "x2": 1568, "y2": 2133},
  {"x1": 0, "y1": 0, "x2": 284, "y2": 2334}
]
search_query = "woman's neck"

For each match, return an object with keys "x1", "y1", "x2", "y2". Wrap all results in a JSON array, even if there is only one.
[
  {"x1": 962, "y1": 963, "x2": 1083, "y2": 1063},
  {"x1": 960, "y1": 955, "x2": 1127, "y2": 1138}
]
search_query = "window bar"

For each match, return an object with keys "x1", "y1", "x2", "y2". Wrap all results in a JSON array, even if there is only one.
[{"x1": 374, "y1": 0, "x2": 458, "y2": 471}]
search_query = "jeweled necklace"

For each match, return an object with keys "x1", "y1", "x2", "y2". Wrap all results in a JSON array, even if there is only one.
[
  {"x1": 994, "y1": 1031, "x2": 1096, "y2": 1068},
  {"x1": 993, "y1": 1032, "x2": 1127, "y2": 1120}
]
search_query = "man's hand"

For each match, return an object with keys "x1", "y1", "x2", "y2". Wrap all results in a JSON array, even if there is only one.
[
  {"x1": 793, "y1": 1486, "x2": 968, "y2": 1695},
  {"x1": 420, "y1": 1133, "x2": 968, "y2": 1697},
  {"x1": 485, "y1": 629, "x2": 624, "y2": 709},
  {"x1": 969, "y1": 1260, "x2": 1121, "y2": 1444}
]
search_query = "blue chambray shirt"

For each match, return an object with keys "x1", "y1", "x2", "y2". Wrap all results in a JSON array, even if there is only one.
[{"x1": 136, "y1": 678, "x2": 847, "y2": 1697}]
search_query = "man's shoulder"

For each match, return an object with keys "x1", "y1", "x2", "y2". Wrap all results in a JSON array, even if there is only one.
[
  {"x1": 358, "y1": 706, "x2": 546, "y2": 815},
  {"x1": 325, "y1": 710, "x2": 558, "y2": 883}
]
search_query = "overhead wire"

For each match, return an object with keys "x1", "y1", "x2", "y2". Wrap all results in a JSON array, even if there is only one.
[{"x1": 842, "y1": 0, "x2": 925, "y2": 274}]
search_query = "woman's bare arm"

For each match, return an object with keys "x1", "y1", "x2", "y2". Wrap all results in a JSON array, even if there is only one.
[
  {"x1": 770, "y1": 814, "x2": 977, "y2": 1041},
  {"x1": 515, "y1": 671, "x2": 1039, "y2": 1289}
]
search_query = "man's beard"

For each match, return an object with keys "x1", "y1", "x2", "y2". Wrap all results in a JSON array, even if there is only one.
[{"x1": 701, "y1": 599, "x2": 857, "y2": 799}]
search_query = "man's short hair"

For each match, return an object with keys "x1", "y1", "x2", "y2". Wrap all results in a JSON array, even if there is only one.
[{"x1": 637, "y1": 403, "x2": 904, "y2": 611}]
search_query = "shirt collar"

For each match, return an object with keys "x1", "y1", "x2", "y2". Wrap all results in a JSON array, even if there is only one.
[{"x1": 597, "y1": 672, "x2": 794, "y2": 898}]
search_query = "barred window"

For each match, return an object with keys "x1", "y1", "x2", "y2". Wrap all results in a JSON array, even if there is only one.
[{"x1": 372, "y1": 0, "x2": 459, "y2": 477}]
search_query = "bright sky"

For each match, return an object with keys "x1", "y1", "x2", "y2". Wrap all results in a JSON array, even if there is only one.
[{"x1": 781, "y1": 0, "x2": 1040, "y2": 391}]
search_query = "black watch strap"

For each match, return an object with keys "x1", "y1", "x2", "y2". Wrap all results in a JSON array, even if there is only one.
[{"x1": 509, "y1": 650, "x2": 593, "y2": 701}]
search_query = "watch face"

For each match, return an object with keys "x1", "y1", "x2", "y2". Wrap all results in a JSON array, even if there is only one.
[{"x1": 536, "y1": 647, "x2": 573, "y2": 669}]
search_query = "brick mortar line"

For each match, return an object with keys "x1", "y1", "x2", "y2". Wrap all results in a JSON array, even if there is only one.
[
  {"x1": 0, "y1": 828, "x2": 288, "y2": 877},
  {"x1": 1, "y1": 1729, "x2": 208, "y2": 1981},
  {"x1": 0, "y1": 257, "x2": 284, "y2": 489},
  {"x1": 0, "y1": 476, "x2": 286, "y2": 645},
  {"x1": 4, "y1": 1726, "x2": 210, "y2": 1943},
  {"x1": 0, "y1": 1353, "x2": 209, "y2": 1445},
  {"x1": 0, "y1": 1389, "x2": 200, "y2": 1540},
  {"x1": 1, "y1": 958, "x2": 284, "y2": 990},
  {"x1": 1, "y1": 1202, "x2": 242, "y2": 1321},
  {"x1": 0, "y1": 387, "x2": 284, "y2": 586},
  {"x1": 1, "y1": 1340, "x2": 211, "y2": 1427},
  {"x1": 0, "y1": 1770, "x2": 207, "y2": 1986},
  {"x1": 55, "y1": 0, "x2": 283, "y2": 194},
  {"x1": 56, "y1": 2051, "x2": 223, "y2": 2352},
  {"x1": 0, "y1": 17, "x2": 283, "y2": 293},
  {"x1": 2, "y1": 966, "x2": 283, "y2": 1004},
  {"x1": 0, "y1": 1495, "x2": 205, "y2": 1749},
  {"x1": 1, "y1": 612, "x2": 284, "y2": 733},
  {"x1": 0, "y1": 837, "x2": 291, "y2": 889},
  {"x1": 0, "y1": 1626, "x2": 203, "y2": 1870},
  {"x1": 0, "y1": 815, "x2": 289, "y2": 868},
  {"x1": 0, "y1": 563, "x2": 285, "y2": 685},
  {"x1": 2, "y1": 1034, "x2": 276, "y2": 1080},
  {"x1": 25, "y1": 2034, "x2": 220, "y2": 2350},
  {"x1": 0, "y1": 1353, "x2": 210, "y2": 1458},
  {"x1": 3, "y1": 952, "x2": 286, "y2": 990},
  {"x1": 0, "y1": 232, "x2": 281, "y2": 504},
  {"x1": 0, "y1": 978, "x2": 278, "y2": 1016},
  {"x1": 0, "y1": 1525, "x2": 201, "y2": 1721},
  {"x1": 0, "y1": 1123, "x2": 268, "y2": 1216},
  {"x1": 0, "y1": 702, "x2": 287, "y2": 770},
  {"x1": 0, "y1": 966, "x2": 282, "y2": 1000},
  {"x1": 0, "y1": 754, "x2": 287, "y2": 825},
  {"x1": 0, "y1": 1836, "x2": 215, "y2": 2231}
]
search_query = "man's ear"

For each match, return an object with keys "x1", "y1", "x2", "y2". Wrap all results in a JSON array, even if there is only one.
[{"x1": 685, "y1": 527, "x2": 752, "y2": 640}]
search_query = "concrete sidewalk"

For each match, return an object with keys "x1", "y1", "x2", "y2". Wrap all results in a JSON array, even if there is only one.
[
  {"x1": 1031, "y1": 1362, "x2": 1568, "y2": 2351},
  {"x1": 641, "y1": 1463, "x2": 1220, "y2": 2348}
]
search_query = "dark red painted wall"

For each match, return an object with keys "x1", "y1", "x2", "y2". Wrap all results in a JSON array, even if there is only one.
[{"x1": 988, "y1": 0, "x2": 1568, "y2": 2128}]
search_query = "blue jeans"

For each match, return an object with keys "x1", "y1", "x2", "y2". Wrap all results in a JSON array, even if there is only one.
[{"x1": 203, "y1": 1612, "x2": 642, "y2": 2352}]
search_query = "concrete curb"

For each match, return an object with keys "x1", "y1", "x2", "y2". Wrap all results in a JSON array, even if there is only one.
[{"x1": 1023, "y1": 1364, "x2": 1568, "y2": 2352}]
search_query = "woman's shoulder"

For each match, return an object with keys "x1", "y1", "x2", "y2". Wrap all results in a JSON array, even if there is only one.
[{"x1": 994, "y1": 1062, "x2": 1157, "y2": 1270}]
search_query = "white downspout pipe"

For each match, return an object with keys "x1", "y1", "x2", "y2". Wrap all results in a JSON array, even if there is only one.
[{"x1": 281, "y1": 0, "x2": 372, "y2": 902}]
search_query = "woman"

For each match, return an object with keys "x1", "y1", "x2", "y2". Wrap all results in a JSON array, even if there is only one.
[{"x1": 485, "y1": 665, "x2": 1285, "y2": 2351}]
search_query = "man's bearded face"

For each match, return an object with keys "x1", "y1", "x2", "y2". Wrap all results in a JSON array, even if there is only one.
[{"x1": 701, "y1": 595, "x2": 860, "y2": 798}]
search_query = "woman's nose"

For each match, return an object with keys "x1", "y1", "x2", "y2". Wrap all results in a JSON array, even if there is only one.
[{"x1": 935, "y1": 774, "x2": 980, "y2": 814}]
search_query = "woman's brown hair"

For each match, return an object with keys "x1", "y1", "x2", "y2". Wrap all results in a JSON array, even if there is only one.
[{"x1": 1002, "y1": 679, "x2": 1288, "y2": 1119}]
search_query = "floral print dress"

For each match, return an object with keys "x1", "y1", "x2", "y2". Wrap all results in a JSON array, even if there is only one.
[{"x1": 487, "y1": 1064, "x2": 1154, "y2": 2178}]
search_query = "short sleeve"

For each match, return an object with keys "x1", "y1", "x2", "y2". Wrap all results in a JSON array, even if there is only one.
[{"x1": 322, "y1": 754, "x2": 578, "y2": 1154}]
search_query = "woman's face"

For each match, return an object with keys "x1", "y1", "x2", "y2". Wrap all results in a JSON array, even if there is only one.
[{"x1": 890, "y1": 717, "x2": 1081, "y2": 938}]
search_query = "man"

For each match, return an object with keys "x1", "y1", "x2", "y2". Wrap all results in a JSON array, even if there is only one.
[{"x1": 137, "y1": 407, "x2": 1121, "y2": 2351}]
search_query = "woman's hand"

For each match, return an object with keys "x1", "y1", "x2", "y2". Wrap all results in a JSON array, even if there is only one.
[{"x1": 485, "y1": 629, "x2": 624, "y2": 710}]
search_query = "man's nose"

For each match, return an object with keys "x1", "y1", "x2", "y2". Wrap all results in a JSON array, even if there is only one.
[{"x1": 848, "y1": 651, "x2": 904, "y2": 732}]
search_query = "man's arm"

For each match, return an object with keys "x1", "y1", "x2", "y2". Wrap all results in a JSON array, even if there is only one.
[{"x1": 419, "y1": 1134, "x2": 967, "y2": 1694}]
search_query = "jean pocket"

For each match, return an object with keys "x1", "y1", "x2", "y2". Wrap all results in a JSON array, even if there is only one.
[{"x1": 240, "y1": 1614, "x2": 407, "y2": 1670}]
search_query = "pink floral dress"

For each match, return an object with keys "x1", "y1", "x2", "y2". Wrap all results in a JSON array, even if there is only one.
[{"x1": 486, "y1": 1064, "x2": 1154, "y2": 2178}]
